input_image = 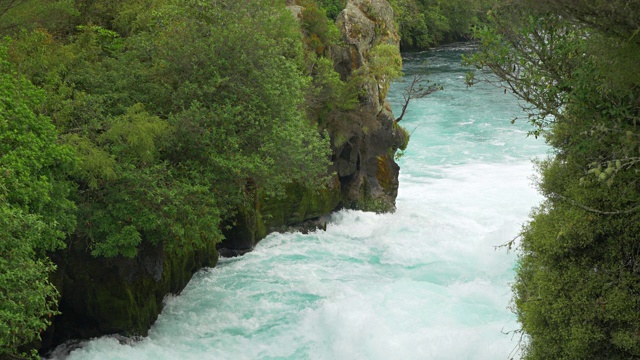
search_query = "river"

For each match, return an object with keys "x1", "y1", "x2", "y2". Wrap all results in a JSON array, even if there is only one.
[{"x1": 50, "y1": 43, "x2": 547, "y2": 360}]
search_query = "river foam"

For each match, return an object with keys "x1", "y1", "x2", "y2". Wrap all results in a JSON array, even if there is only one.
[{"x1": 50, "y1": 43, "x2": 547, "y2": 360}]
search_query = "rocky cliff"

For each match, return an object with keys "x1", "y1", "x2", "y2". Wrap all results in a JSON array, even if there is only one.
[
  {"x1": 331, "y1": 0, "x2": 406, "y2": 211},
  {"x1": 40, "y1": 239, "x2": 218, "y2": 352},
  {"x1": 41, "y1": 0, "x2": 404, "y2": 354},
  {"x1": 218, "y1": 0, "x2": 406, "y2": 255}
]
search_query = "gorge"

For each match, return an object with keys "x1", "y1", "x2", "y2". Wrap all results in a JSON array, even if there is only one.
[
  {"x1": 3, "y1": 0, "x2": 639, "y2": 358},
  {"x1": 47, "y1": 43, "x2": 547, "y2": 360},
  {"x1": 34, "y1": 0, "x2": 407, "y2": 354}
]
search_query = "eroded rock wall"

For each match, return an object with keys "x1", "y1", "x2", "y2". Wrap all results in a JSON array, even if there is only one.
[
  {"x1": 41, "y1": 239, "x2": 217, "y2": 353},
  {"x1": 331, "y1": 0, "x2": 406, "y2": 211},
  {"x1": 218, "y1": 0, "x2": 405, "y2": 254}
]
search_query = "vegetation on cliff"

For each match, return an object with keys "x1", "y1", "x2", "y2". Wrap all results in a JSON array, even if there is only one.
[
  {"x1": 468, "y1": 0, "x2": 640, "y2": 358},
  {"x1": 386, "y1": 0, "x2": 494, "y2": 50},
  {"x1": 0, "y1": 0, "x2": 406, "y2": 357},
  {"x1": 0, "y1": 44, "x2": 75, "y2": 357}
]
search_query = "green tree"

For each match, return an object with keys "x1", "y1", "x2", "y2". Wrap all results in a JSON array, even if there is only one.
[
  {"x1": 388, "y1": 0, "x2": 493, "y2": 49},
  {"x1": 0, "y1": 0, "x2": 373, "y2": 354},
  {"x1": 467, "y1": 1, "x2": 640, "y2": 358},
  {"x1": 5, "y1": 0, "x2": 332, "y2": 259},
  {"x1": 0, "y1": 0, "x2": 78, "y2": 36},
  {"x1": 314, "y1": 0, "x2": 346, "y2": 20},
  {"x1": 0, "y1": 42, "x2": 75, "y2": 357}
]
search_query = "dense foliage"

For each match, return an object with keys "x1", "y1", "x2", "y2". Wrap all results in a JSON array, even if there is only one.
[
  {"x1": 388, "y1": 0, "x2": 494, "y2": 49},
  {"x1": 468, "y1": 0, "x2": 640, "y2": 358},
  {"x1": 0, "y1": 44, "x2": 75, "y2": 357},
  {"x1": 314, "y1": 0, "x2": 346, "y2": 20},
  {"x1": 0, "y1": 0, "x2": 372, "y2": 356},
  {"x1": 301, "y1": 0, "x2": 494, "y2": 50}
]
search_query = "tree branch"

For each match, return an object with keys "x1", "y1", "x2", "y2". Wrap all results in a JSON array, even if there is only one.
[{"x1": 395, "y1": 74, "x2": 441, "y2": 122}]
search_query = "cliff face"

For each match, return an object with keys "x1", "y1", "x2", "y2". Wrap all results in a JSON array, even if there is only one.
[
  {"x1": 42, "y1": 0, "x2": 403, "y2": 353},
  {"x1": 41, "y1": 239, "x2": 218, "y2": 351},
  {"x1": 331, "y1": 0, "x2": 406, "y2": 211},
  {"x1": 217, "y1": 0, "x2": 404, "y2": 254}
]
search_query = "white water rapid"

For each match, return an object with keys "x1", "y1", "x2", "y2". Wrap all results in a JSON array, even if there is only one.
[{"x1": 50, "y1": 43, "x2": 547, "y2": 360}]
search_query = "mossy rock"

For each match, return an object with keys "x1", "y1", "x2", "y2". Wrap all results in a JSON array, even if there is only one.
[
  {"x1": 41, "y1": 238, "x2": 218, "y2": 352},
  {"x1": 376, "y1": 154, "x2": 395, "y2": 194},
  {"x1": 218, "y1": 178, "x2": 342, "y2": 255},
  {"x1": 260, "y1": 177, "x2": 342, "y2": 231}
]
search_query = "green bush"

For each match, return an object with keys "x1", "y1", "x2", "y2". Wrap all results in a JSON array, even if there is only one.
[
  {"x1": 315, "y1": 0, "x2": 346, "y2": 20},
  {"x1": 388, "y1": 0, "x2": 493, "y2": 49},
  {"x1": 0, "y1": 43, "x2": 75, "y2": 357},
  {"x1": 468, "y1": 1, "x2": 640, "y2": 358},
  {"x1": 3, "y1": 0, "x2": 333, "y2": 259}
]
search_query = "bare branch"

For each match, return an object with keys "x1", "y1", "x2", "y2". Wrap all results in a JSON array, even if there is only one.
[
  {"x1": 502, "y1": 327, "x2": 526, "y2": 360},
  {"x1": 494, "y1": 234, "x2": 521, "y2": 252},
  {"x1": 395, "y1": 74, "x2": 441, "y2": 123}
]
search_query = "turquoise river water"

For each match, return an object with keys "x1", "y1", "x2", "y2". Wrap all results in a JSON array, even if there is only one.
[{"x1": 50, "y1": 43, "x2": 548, "y2": 360}]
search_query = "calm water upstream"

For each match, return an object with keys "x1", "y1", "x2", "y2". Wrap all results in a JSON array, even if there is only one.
[{"x1": 50, "y1": 43, "x2": 548, "y2": 360}]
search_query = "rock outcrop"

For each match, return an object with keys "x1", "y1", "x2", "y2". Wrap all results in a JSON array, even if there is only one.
[
  {"x1": 330, "y1": 0, "x2": 406, "y2": 211},
  {"x1": 218, "y1": 0, "x2": 405, "y2": 254},
  {"x1": 41, "y1": 239, "x2": 218, "y2": 353}
]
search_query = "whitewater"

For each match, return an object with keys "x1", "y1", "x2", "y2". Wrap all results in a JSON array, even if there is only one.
[{"x1": 50, "y1": 43, "x2": 547, "y2": 360}]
